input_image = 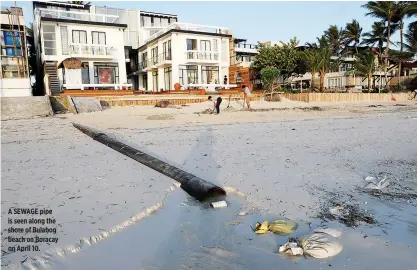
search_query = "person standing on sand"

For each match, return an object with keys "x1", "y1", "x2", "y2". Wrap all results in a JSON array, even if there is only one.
[{"x1": 242, "y1": 85, "x2": 251, "y2": 111}]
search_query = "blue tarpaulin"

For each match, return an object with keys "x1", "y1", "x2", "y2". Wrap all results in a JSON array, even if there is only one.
[{"x1": 3, "y1": 31, "x2": 22, "y2": 56}]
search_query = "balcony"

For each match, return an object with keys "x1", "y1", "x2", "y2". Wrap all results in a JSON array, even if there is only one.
[
  {"x1": 234, "y1": 43, "x2": 258, "y2": 54},
  {"x1": 38, "y1": 8, "x2": 119, "y2": 24},
  {"x1": 145, "y1": 23, "x2": 230, "y2": 43},
  {"x1": 68, "y1": 44, "x2": 116, "y2": 58},
  {"x1": 185, "y1": 50, "x2": 219, "y2": 63},
  {"x1": 156, "y1": 52, "x2": 172, "y2": 67}
]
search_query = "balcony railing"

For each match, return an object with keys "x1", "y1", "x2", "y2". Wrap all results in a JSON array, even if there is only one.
[
  {"x1": 186, "y1": 50, "x2": 219, "y2": 61},
  {"x1": 69, "y1": 44, "x2": 115, "y2": 56},
  {"x1": 38, "y1": 8, "x2": 119, "y2": 23},
  {"x1": 145, "y1": 22, "x2": 230, "y2": 43},
  {"x1": 234, "y1": 43, "x2": 258, "y2": 50}
]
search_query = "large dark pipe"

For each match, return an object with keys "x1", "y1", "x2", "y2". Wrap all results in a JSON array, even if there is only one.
[{"x1": 72, "y1": 123, "x2": 226, "y2": 201}]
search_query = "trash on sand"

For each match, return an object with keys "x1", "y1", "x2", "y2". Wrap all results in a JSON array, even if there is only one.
[
  {"x1": 210, "y1": 201, "x2": 227, "y2": 208},
  {"x1": 300, "y1": 231, "x2": 343, "y2": 258},
  {"x1": 268, "y1": 219, "x2": 298, "y2": 234},
  {"x1": 279, "y1": 241, "x2": 304, "y2": 256},
  {"x1": 364, "y1": 175, "x2": 389, "y2": 190},
  {"x1": 318, "y1": 202, "x2": 375, "y2": 227},
  {"x1": 238, "y1": 211, "x2": 247, "y2": 216},
  {"x1": 280, "y1": 230, "x2": 343, "y2": 259},
  {"x1": 253, "y1": 219, "x2": 298, "y2": 235},
  {"x1": 254, "y1": 221, "x2": 269, "y2": 234}
]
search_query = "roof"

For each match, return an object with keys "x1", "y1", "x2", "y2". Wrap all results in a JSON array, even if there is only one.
[
  {"x1": 234, "y1": 38, "x2": 247, "y2": 44},
  {"x1": 33, "y1": 1, "x2": 89, "y2": 9},
  {"x1": 140, "y1": 11, "x2": 177, "y2": 17},
  {"x1": 41, "y1": 17, "x2": 127, "y2": 28},
  {"x1": 138, "y1": 29, "x2": 232, "y2": 51}
]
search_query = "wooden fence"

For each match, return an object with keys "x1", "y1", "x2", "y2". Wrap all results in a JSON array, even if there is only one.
[{"x1": 283, "y1": 92, "x2": 411, "y2": 103}]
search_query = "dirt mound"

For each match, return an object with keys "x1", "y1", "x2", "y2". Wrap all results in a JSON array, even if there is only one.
[{"x1": 146, "y1": 114, "x2": 174, "y2": 120}]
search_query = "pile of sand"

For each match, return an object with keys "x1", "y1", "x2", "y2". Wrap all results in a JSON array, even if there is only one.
[{"x1": 146, "y1": 114, "x2": 175, "y2": 120}]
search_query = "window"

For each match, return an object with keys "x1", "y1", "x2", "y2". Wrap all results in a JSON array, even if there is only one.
[
  {"x1": 164, "y1": 67, "x2": 172, "y2": 90},
  {"x1": 163, "y1": 40, "x2": 171, "y2": 60},
  {"x1": 142, "y1": 73, "x2": 148, "y2": 90},
  {"x1": 201, "y1": 66, "x2": 219, "y2": 84},
  {"x1": 94, "y1": 63, "x2": 119, "y2": 84},
  {"x1": 60, "y1": 26, "x2": 69, "y2": 55},
  {"x1": 43, "y1": 24, "x2": 56, "y2": 55},
  {"x1": 200, "y1": 40, "x2": 211, "y2": 51},
  {"x1": 179, "y1": 65, "x2": 198, "y2": 85},
  {"x1": 2, "y1": 65, "x2": 24, "y2": 78},
  {"x1": 140, "y1": 16, "x2": 145, "y2": 27},
  {"x1": 81, "y1": 62, "x2": 89, "y2": 84},
  {"x1": 213, "y1": 39, "x2": 218, "y2": 52},
  {"x1": 151, "y1": 47, "x2": 158, "y2": 64},
  {"x1": 72, "y1": 30, "x2": 87, "y2": 44},
  {"x1": 92, "y1": 31, "x2": 106, "y2": 45},
  {"x1": 152, "y1": 71, "x2": 158, "y2": 91},
  {"x1": 186, "y1": 39, "x2": 197, "y2": 51}
]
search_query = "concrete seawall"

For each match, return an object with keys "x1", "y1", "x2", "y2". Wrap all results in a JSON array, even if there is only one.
[{"x1": 1, "y1": 96, "x2": 53, "y2": 121}]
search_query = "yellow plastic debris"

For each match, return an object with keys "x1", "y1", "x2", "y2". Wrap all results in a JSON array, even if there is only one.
[
  {"x1": 254, "y1": 221, "x2": 269, "y2": 234},
  {"x1": 268, "y1": 219, "x2": 298, "y2": 234}
]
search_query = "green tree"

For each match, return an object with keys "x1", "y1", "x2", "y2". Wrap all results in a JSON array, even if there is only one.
[
  {"x1": 300, "y1": 50, "x2": 320, "y2": 90},
  {"x1": 260, "y1": 67, "x2": 280, "y2": 99},
  {"x1": 324, "y1": 25, "x2": 344, "y2": 55},
  {"x1": 342, "y1": 19, "x2": 363, "y2": 54},
  {"x1": 252, "y1": 37, "x2": 299, "y2": 81},
  {"x1": 316, "y1": 45, "x2": 335, "y2": 92},
  {"x1": 403, "y1": 21, "x2": 417, "y2": 53},
  {"x1": 392, "y1": 1, "x2": 416, "y2": 52},
  {"x1": 362, "y1": 1, "x2": 398, "y2": 90},
  {"x1": 353, "y1": 51, "x2": 377, "y2": 92}
]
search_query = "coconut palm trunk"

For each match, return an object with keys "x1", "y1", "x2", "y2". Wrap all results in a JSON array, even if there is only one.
[
  {"x1": 320, "y1": 72, "x2": 325, "y2": 92},
  {"x1": 368, "y1": 73, "x2": 372, "y2": 92}
]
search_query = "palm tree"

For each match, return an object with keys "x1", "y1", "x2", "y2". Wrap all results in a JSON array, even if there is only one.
[
  {"x1": 362, "y1": 21, "x2": 389, "y2": 53},
  {"x1": 354, "y1": 51, "x2": 377, "y2": 92},
  {"x1": 403, "y1": 21, "x2": 417, "y2": 53},
  {"x1": 342, "y1": 19, "x2": 363, "y2": 54},
  {"x1": 392, "y1": 1, "x2": 416, "y2": 52},
  {"x1": 300, "y1": 50, "x2": 320, "y2": 90},
  {"x1": 362, "y1": 1, "x2": 398, "y2": 90},
  {"x1": 324, "y1": 25, "x2": 344, "y2": 55}
]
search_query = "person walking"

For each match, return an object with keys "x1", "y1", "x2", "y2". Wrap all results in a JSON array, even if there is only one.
[{"x1": 242, "y1": 85, "x2": 252, "y2": 111}]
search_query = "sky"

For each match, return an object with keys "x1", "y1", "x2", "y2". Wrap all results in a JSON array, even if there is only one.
[{"x1": 2, "y1": 0, "x2": 412, "y2": 47}]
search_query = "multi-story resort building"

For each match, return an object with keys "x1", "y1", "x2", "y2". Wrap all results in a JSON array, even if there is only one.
[
  {"x1": 32, "y1": 1, "x2": 140, "y2": 95},
  {"x1": 134, "y1": 21, "x2": 234, "y2": 92},
  {"x1": 1, "y1": 6, "x2": 31, "y2": 97}
]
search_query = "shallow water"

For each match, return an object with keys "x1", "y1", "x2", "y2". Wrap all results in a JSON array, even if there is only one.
[{"x1": 49, "y1": 187, "x2": 416, "y2": 270}]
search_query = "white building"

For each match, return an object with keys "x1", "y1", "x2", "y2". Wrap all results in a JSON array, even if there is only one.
[
  {"x1": 135, "y1": 22, "x2": 234, "y2": 92},
  {"x1": 1, "y1": 6, "x2": 31, "y2": 97},
  {"x1": 33, "y1": 1, "x2": 137, "y2": 95}
]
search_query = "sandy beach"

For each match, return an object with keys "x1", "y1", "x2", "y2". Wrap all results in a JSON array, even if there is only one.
[{"x1": 2, "y1": 100, "x2": 417, "y2": 269}]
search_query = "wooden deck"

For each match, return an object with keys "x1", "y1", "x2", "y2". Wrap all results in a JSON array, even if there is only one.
[{"x1": 55, "y1": 89, "x2": 207, "y2": 97}]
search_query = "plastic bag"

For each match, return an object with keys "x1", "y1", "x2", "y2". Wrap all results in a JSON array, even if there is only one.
[
  {"x1": 268, "y1": 219, "x2": 298, "y2": 234},
  {"x1": 254, "y1": 221, "x2": 269, "y2": 234},
  {"x1": 300, "y1": 232, "x2": 343, "y2": 258}
]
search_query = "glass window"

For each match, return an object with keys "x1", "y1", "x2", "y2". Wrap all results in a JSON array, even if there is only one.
[
  {"x1": 200, "y1": 40, "x2": 211, "y2": 51},
  {"x1": 43, "y1": 24, "x2": 56, "y2": 55},
  {"x1": 81, "y1": 62, "x2": 89, "y2": 84},
  {"x1": 213, "y1": 39, "x2": 218, "y2": 52},
  {"x1": 152, "y1": 71, "x2": 158, "y2": 91},
  {"x1": 94, "y1": 63, "x2": 119, "y2": 84},
  {"x1": 72, "y1": 30, "x2": 87, "y2": 44},
  {"x1": 201, "y1": 66, "x2": 219, "y2": 84},
  {"x1": 92, "y1": 31, "x2": 106, "y2": 44},
  {"x1": 179, "y1": 65, "x2": 198, "y2": 85},
  {"x1": 186, "y1": 39, "x2": 197, "y2": 51},
  {"x1": 164, "y1": 66, "x2": 172, "y2": 90}
]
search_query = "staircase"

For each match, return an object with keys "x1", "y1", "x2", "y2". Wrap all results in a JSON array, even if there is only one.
[{"x1": 45, "y1": 61, "x2": 61, "y2": 94}]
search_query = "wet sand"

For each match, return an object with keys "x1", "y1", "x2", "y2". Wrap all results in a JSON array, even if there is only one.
[{"x1": 1, "y1": 101, "x2": 417, "y2": 269}]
